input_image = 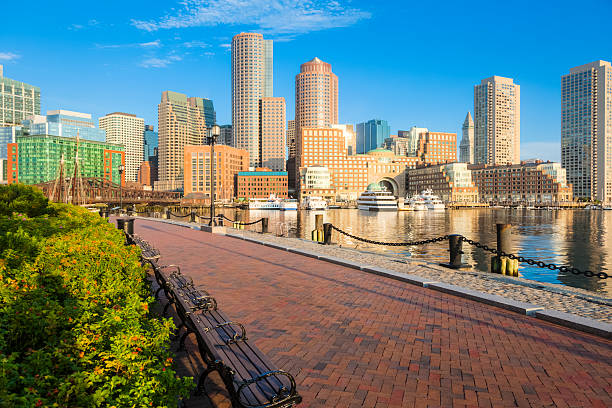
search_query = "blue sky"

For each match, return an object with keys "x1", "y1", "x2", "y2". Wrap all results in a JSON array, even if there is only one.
[{"x1": 2, "y1": 0, "x2": 611, "y2": 162}]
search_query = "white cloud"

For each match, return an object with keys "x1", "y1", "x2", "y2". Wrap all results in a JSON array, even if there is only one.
[
  {"x1": 140, "y1": 40, "x2": 161, "y2": 47},
  {"x1": 183, "y1": 40, "x2": 210, "y2": 48},
  {"x1": 131, "y1": 0, "x2": 370, "y2": 35},
  {"x1": 520, "y1": 142, "x2": 561, "y2": 162},
  {"x1": 96, "y1": 40, "x2": 161, "y2": 49},
  {"x1": 140, "y1": 55, "x2": 182, "y2": 68},
  {"x1": 0, "y1": 52, "x2": 20, "y2": 61}
]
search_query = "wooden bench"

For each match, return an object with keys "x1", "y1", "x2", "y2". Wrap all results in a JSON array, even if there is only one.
[{"x1": 131, "y1": 238, "x2": 302, "y2": 407}]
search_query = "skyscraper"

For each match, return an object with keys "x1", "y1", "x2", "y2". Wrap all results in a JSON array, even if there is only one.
[
  {"x1": 474, "y1": 76, "x2": 520, "y2": 165},
  {"x1": 459, "y1": 112, "x2": 474, "y2": 163},
  {"x1": 295, "y1": 57, "x2": 339, "y2": 188},
  {"x1": 356, "y1": 119, "x2": 390, "y2": 154},
  {"x1": 99, "y1": 112, "x2": 145, "y2": 182},
  {"x1": 22, "y1": 110, "x2": 107, "y2": 142},
  {"x1": 219, "y1": 125, "x2": 232, "y2": 146},
  {"x1": 155, "y1": 91, "x2": 215, "y2": 191},
  {"x1": 287, "y1": 119, "x2": 296, "y2": 158},
  {"x1": 0, "y1": 65, "x2": 40, "y2": 127},
  {"x1": 231, "y1": 32, "x2": 273, "y2": 167},
  {"x1": 143, "y1": 125, "x2": 158, "y2": 161},
  {"x1": 561, "y1": 60, "x2": 612, "y2": 203},
  {"x1": 259, "y1": 97, "x2": 286, "y2": 170}
]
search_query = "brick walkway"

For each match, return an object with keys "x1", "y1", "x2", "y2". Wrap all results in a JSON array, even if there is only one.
[{"x1": 132, "y1": 219, "x2": 612, "y2": 408}]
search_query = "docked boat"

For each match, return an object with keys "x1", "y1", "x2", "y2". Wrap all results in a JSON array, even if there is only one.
[
  {"x1": 280, "y1": 199, "x2": 298, "y2": 211},
  {"x1": 420, "y1": 189, "x2": 445, "y2": 210},
  {"x1": 406, "y1": 193, "x2": 429, "y2": 211},
  {"x1": 357, "y1": 183, "x2": 398, "y2": 212},
  {"x1": 248, "y1": 195, "x2": 281, "y2": 210},
  {"x1": 302, "y1": 196, "x2": 328, "y2": 210}
]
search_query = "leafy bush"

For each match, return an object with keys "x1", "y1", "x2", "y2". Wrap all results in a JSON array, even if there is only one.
[{"x1": 0, "y1": 185, "x2": 193, "y2": 407}]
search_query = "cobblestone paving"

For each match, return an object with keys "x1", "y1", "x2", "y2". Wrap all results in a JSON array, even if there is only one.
[
  {"x1": 225, "y1": 228, "x2": 612, "y2": 324},
  {"x1": 132, "y1": 219, "x2": 612, "y2": 407}
]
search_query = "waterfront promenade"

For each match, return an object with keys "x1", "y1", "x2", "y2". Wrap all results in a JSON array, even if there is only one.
[{"x1": 132, "y1": 219, "x2": 612, "y2": 407}]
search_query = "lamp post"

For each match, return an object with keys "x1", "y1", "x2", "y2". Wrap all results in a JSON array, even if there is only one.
[
  {"x1": 118, "y1": 164, "x2": 125, "y2": 214},
  {"x1": 206, "y1": 125, "x2": 220, "y2": 226}
]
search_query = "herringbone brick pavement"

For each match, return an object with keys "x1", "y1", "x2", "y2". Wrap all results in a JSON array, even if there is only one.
[{"x1": 133, "y1": 219, "x2": 612, "y2": 407}]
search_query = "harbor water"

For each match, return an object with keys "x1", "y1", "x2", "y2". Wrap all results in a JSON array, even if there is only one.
[{"x1": 213, "y1": 207, "x2": 612, "y2": 295}]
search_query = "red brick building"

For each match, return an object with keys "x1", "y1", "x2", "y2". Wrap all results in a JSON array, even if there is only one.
[{"x1": 236, "y1": 167, "x2": 288, "y2": 199}]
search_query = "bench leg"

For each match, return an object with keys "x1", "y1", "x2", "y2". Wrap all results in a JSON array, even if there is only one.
[
  {"x1": 195, "y1": 365, "x2": 217, "y2": 396},
  {"x1": 155, "y1": 286, "x2": 164, "y2": 298},
  {"x1": 178, "y1": 328, "x2": 193, "y2": 352},
  {"x1": 162, "y1": 300, "x2": 174, "y2": 317}
]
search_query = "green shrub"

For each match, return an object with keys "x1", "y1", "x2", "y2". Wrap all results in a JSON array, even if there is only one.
[{"x1": 0, "y1": 185, "x2": 193, "y2": 407}]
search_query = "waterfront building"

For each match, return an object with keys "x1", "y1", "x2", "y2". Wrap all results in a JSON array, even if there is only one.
[
  {"x1": 470, "y1": 161, "x2": 573, "y2": 204},
  {"x1": 298, "y1": 128, "x2": 420, "y2": 200},
  {"x1": 219, "y1": 125, "x2": 232, "y2": 146},
  {"x1": 0, "y1": 126, "x2": 24, "y2": 159},
  {"x1": 143, "y1": 124, "x2": 158, "y2": 161},
  {"x1": 156, "y1": 91, "x2": 214, "y2": 192},
  {"x1": 232, "y1": 32, "x2": 273, "y2": 168},
  {"x1": 0, "y1": 65, "x2": 40, "y2": 127},
  {"x1": 6, "y1": 134, "x2": 124, "y2": 185},
  {"x1": 259, "y1": 97, "x2": 286, "y2": 171},
  {"x1": 417, "y1": 131, "x2": 457, "y2": 164},
  {"x1": 474, "y1": 76, "x2": 520, "y2": 165},
  {"x1": 99, "y1": 112, "x2": 145, "y2": 182},
  {"x1": 137, "y1": 161, "x2": 156, "y2": 189},
  {"x1": 405, "y1": 163, "x2": 479, "y2": 203},
  {"x1": 459, "y1": 112, "x2": 474, "y2": 163},
  {"x1": 22, "y1": 110, "x2": 106, "y2": 142},
  {"x1": 356, "y1": 119, "x2": 391, "y2": 154},
  {"x1": 287, "y1": 119, "x2": 296, "y2": 158},
  {"x1": 383, "y1": 135, "x2": 409, "y2": 156},
  {"x1": 236, "y1": 168, "x2": 288, "y2": 199},
  {"x1": 561, "y1": 60, "x2": 612, "y2": 203},
  {"x1": 331, "y1": 124, "x2": 356, "y2": 156},
  {"x1": 385, "y1": 127, "x2": 429, "y2": 157},
  {"x1": 294, "y1": 57, "x2": 338, "y2": 166},
  {"x1": 299, "y1": 165, "x2": 336, "y2": 202},
  {"x1": 183, "y1": 144, "x2": 249, "y2": 201}
]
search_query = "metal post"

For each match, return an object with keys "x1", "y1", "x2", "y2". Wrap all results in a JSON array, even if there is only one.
[
  {"x1": 207, "y1": 125, "x2": 220, "y2": 227},
  {"x1": 166, "y1": 208, "x2": 171, "y2": 220},
  {"x1": 261, "y1": 217, "x2": 268, "y2": 233},
  {"x1": 118, "y1": 165, "x2": 124, "y2": 213},
  {"x1": 440, "y1": 234, "x2": 468, "y2": 269},
  {"x1": 125, "y1": 218, "x2": 134, "y2": 236},
  {"x1": 190, "y1": 211, "x2": 196, "y2": 223},
  {"x1": 323, "y1": 223, "x2": 332, "y2": 245},
  {"x1": 116, "y1": 218, "x2": 126, "y2": 231}
]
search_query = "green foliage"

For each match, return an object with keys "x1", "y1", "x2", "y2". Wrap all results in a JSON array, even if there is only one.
[
  {"x1": 0, "y1": 184, "x2": 57, "y2": 218},
  {"x1": 0, "y1": 185, "x2": 193, "y2": 407}
]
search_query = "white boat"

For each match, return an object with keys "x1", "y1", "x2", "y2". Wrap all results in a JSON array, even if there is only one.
[
  {"x1": 248, "y1": 195, "x2": 281, "y2": 210},
  {"x1": 420, "y1": 189, "x2": 446, "y2": 210},
  {"x1": 280, "y1": 199, "x2": 298, "y2": 211},
  {"x1": 357, "y1": 184, "x2": 398, "y2": 212},
  {"x1": 406, "y1": 194, "x2": 428, "y2": 211},
  {"x1": 303, "y1": 196, "x2": 328, "y2": 210}
]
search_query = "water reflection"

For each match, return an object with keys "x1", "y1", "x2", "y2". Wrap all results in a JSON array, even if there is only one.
[{"x1": 212, "y1": 207, "x2": 612, "y2": 295}]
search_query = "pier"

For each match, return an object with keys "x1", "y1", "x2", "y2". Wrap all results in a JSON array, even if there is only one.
[{"x1": 127, "y1": 218, "x2": 612, "y2": 407}]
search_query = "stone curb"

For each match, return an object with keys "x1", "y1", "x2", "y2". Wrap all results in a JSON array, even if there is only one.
[{"x1": 129, "y1": 218, "x2": 612, "y2": 339}]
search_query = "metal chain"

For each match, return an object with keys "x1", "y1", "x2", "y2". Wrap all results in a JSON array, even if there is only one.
[
  {"x1": 330, "y1": 224, "x2": 449, "y2": 247},
  {"x1": 218, "y1": 214, "x2": 263, "y2": 226},
  {"x1": 329, "y1": 224, "x2": 608, "y2": 279},
  {"x1": 462, "y1": 238, "x2": 609, "y2": 279}
]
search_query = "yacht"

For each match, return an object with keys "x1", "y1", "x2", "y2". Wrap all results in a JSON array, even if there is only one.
[
  {"x1": 406, "y1": 194, "x2": 428, "y2": 211},
  {"x1": 357, "y1": 184, "x2": 398, "y2": 212},
  {"x1": 280, "y1": 199, "x2": 298, "y2": 211},
  {"x1": 248, "y1": 195, "x2": 281, "y2": 210},
  {"x1": 420, "y1": 189, "x2": 445, "y2": 210},
  {"x1": 303, "y1": 196, "x2": 328, "y2": 210}
]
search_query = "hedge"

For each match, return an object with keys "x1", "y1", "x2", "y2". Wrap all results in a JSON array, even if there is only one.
[{"x1": 0, "y1": 184, "x2": 193, "y2": 407}]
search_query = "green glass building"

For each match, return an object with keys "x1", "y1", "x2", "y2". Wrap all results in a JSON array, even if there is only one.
[
  {"x1": 0, "y1": 65, "x2": 41, "y2": 127},
  {"x1": 13, "y1": 134, "x2": 124, "y2": 185}
]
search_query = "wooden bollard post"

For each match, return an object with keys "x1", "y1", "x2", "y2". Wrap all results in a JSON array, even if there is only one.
[
  {"x1": 190, "y1": 211, "x2": 196, "y2": 223},
  {"x1": 315, "y1": 214, "x2": 324, "y2": 243},
  {"x1": 261, "y1": 217, "x2": 269, "y2": 233},
  {"x1": 492, "y1": 223, "x2": 514, "y2": 275},
  {"x1": 323, "y1": 223, "x2": 332, "y2": 245},
  {"x1": 166, "y1": 208, "x2": 171, "y2": 219}
]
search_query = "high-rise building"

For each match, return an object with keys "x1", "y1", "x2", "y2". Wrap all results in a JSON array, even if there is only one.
[
  {"x1": 0, "y1": 65, "x2": 40, "y2": 127},
  {"x1": 231, "y1": 33, "x2": 273, "y2": 167},
  {"x1": 474, "y1": 76, "x2": 520, "y2": 165},
  {"x1": 561, "y1": 60, "x2": 612, "y2": 203},
  {"x1": 295, "y1": 57, "x2": 339, "y2": 168},
  {"x1": 356, "y1": 119, "x2": 391, "y2": 154},
  {"x1": 287, "y1": 119, "x2": 296, "y2": 158},
  {"x1": 331, "y1": 124, "x2": 356, "y2": 155},
  {"x1": 416, "y1": 131, "x2": 457, "y2": 164},
  {"x1": 144, "y1": 124, "x2": 158, "y2": 161},
  {"x1": 0, "y1": 126, "x2": 24, "y2": 159},
  {"x1": 219, "y1": 125, "x2": 232, "y2": 146},
  {"x1": 459, "y1": 112, "x2": 474, "y2": 163},
  {"x1": 22, "y1": 110, "x2": 106, "y2": 142},
  {"x1": 398, "y1": 127, "x2": 428, "y2": 157},
  {"x1": 183, "y1": 144, "x2": 249, "y2": 200},
  {"x1": 99, "y1": 112, "x2": 145, "y2": 182},
  {"x1": 156, "y1": 91, "x2": 215, "y2": 191},
  {"x1": 259, "y1": 97, "x2": 286, "y2": 171}
]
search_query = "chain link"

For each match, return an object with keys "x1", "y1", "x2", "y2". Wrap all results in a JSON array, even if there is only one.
[
  {"x1": 218, "y1": 214, "x2": 263, "y2": 226},
  {"x1": 329, "y1": 224, "x2": 608, "y2": 280}
]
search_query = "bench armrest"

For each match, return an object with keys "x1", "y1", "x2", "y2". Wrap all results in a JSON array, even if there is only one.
[
  {"x1": 236, "y1": 370, "x2": 298, "y2": 408},
  {"x1": 204, "y1": 321, "x2": 248, "y2": 344}
]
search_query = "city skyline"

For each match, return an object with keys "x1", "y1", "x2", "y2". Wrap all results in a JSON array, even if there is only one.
[{"x1": 1, "y1": 1, "x2": 611, "y2": 163}]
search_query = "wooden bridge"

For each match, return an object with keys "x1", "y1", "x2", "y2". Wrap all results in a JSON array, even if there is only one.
[{"x1": 35, "y1": 178, "x2": 181, "y2": 205}]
